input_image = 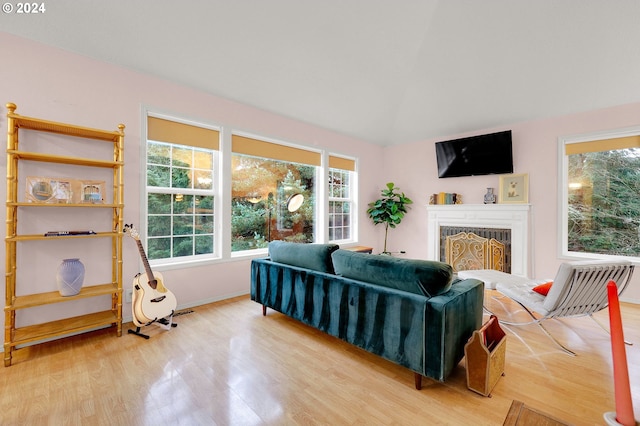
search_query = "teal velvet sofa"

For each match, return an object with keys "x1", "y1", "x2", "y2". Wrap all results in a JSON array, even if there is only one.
[{"x1": 250, "y1": 241, "x2": 484, "y2": 389}]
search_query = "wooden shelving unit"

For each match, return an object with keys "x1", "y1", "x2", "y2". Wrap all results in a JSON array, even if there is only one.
[{"x1": 4, "y1": 103, "x2": 125, "y2": 366}]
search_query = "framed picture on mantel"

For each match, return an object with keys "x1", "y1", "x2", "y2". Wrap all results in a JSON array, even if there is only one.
[{"x1": 498, "y1": 173, "x2": 529, "y2": 204}]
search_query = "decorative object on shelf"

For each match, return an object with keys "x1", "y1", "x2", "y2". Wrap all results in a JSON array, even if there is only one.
[
  {"x1": 26, "y1": 176, "x2": 73, "y2": 203},
  {"x1": 367, "y1": 182, "x2": 413, "y2": 254},
  {"x1": 484, "y1": 188, "x2": 496, "y2": 204},
  {"x1": 56, "y1": 258, "x2": 85, "y2": 296},
  {"x1": 53, "y1": 180, "x2": 72, "y2": 203},
  {"x1": 45, "y1": 230, "x2": 97, "y2": 237},
  {"x1": 498, "y1": 173, "x2": 529, "y2": 204},
  {"x1": 81, "y1": 180, "x2": 105, "y2": 203},
  {"x1": 429, "y1": 192, "x2": 462, "y2": 205},
  {"x1": 29, "y1": 179, "x2": 53, "y2": 201},
  {"x1": 26, "y1": 176, "x2": 105, "y2": 204}
]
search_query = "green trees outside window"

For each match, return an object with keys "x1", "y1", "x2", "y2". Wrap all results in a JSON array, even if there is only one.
[
  {"x1": 146, "y1": 131, "x2": 355, "y2": 262},
  {"x1": 567, "y1": 148, "x2": 640, "y2": 257},
  {"x1": 147, "y1": 141, "x2": 215, "y2": 260}
]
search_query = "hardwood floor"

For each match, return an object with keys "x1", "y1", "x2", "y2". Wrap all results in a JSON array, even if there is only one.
[{"x1": 1, "y1": 291, "x2": 638, "y2": 425}]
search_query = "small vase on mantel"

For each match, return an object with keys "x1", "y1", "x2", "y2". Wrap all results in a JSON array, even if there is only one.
[
  {"x1": 484, "y1": 188, "x2": 496, "y2": 204},
  {"x1": 56, "y1": 258, "x2": 85, "y2": 296}
]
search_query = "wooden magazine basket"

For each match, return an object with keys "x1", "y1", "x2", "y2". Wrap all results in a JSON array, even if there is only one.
[{"x1": 464, "y1": 315, "x2": 506, "y2": 397}]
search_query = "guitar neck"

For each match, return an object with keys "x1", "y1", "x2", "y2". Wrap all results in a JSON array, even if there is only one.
[{"x1": 136, "y1": 240, "x2": 156, "y2": 283}]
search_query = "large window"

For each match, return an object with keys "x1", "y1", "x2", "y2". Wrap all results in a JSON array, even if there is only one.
[
  {"x1": 146, "y1": 116, "x2": 218, "y2": 261},
  {"x1": 145, "y1": 115, "x2": 359, "y2": 263},
  {"x1": 231, "y1": 134, "x2": 318, "y2": 252},
  {"x1": 561, "y1": 128, "x2": 640, "y2": 258}
]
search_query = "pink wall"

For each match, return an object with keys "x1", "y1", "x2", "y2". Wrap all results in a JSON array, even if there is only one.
[
  {"x1": 1, "y1": 29, "x2": 638, "y2": 330},
  {"x1": 384, "y1": 102, "x2": 640, "y2": 302},
  {"x1": 0, "y1": 32, "x2": 383, "y2": 326}
]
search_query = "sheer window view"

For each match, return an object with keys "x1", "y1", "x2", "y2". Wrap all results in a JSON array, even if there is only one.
[
  {"x1": 567, "y1": 141, "x2": 640, "y2": 257},
  {"x1": 328, "y1": 168, "x2": 352, "y2": 241},
  {"x1": 147, "y1": 141, "x2": 215, "y2": 260},
  {"x1": 231, "y1": 154, "x2": 315, "y2": 251}
]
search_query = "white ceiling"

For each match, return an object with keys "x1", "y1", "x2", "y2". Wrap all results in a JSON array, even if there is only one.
[{"x1": 3, "y1": 0, "x2": 640, "y2": 146}]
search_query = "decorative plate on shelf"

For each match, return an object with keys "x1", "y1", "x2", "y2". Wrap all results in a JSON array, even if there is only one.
[{"x1": 30, "y1": 179, "x2": 54, "y2": 202}]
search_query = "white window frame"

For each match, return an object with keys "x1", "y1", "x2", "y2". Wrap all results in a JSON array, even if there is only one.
[
  {"x1": 229, "y1": 131, "x2": 323, "y2": 254},
  {"x1": 558, "y1": 124, "x2": 640, "y2": 260},
  {"x1": 142, "y1": 111, "x2": 361, "y2": 267},
  {"x1": 143, "y1": 112, "x2": 222, "y2": 268},
  {"x1": 328, "y1": 165, "x2": 358, "y2": 244}
]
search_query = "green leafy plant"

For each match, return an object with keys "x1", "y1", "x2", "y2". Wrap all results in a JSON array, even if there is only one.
[{"x1": 366, "y1": 182, "x2": 413, "y2": 254}]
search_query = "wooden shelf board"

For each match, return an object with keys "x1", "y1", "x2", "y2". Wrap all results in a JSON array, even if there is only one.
[
  {"x1": 9, "y1": 202, "x2": 123, "y2": 208},
  {"x1": 12, "y1": 310, "x2": 119, "y2": 346},
  {"x1": 7, "y1": 150, "x2": 122, "y2": 168},
  {"x1": 7, "y1": 283, "x2": 120, "y2": 310},
  {"x1": 8, "y1": 232, "x2": 121, "y2": 242},
  {"x1": 10, "y1": 114, "x2": 122, "y2": 142}
]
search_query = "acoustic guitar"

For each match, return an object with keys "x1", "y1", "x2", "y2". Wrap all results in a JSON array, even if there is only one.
[{"x1": 123, "y1": 224, "x2": 177, "y2": 327}]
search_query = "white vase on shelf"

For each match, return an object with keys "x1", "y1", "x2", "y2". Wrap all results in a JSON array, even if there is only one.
[{"x1": 56, "y1": 258, "x2": 85, "y2": 296}]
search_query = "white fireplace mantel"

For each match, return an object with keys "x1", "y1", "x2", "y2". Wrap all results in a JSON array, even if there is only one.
[{"x1": 426, "y1": 204, "x2": 532, "y2": 277}]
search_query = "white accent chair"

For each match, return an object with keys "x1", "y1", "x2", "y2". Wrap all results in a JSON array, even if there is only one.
[{"x1": 485, "y1": 260, "x2": 634, "y2": 355}]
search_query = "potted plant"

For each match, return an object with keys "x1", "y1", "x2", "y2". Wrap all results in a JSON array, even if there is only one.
[{"x1": 366, "y1": 182, "x2": 413, "y2": 254}]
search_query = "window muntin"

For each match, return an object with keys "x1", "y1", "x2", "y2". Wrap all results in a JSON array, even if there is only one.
[
  {"x1": 231, "y1": 154, "x2": 316, "y2": 251},
  {"x1": 562, "y1": 130, "x2": 640, "y2": 258},
  {"x1": 147, "y1": 140, "x2": 216, "y2": 261}
]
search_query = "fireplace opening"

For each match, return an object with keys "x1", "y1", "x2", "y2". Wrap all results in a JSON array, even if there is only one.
[{"x1": 439, "y1": 227, "x2": 511, "y2": 273}]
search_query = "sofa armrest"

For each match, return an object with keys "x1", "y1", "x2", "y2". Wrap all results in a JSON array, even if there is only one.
[{"x1": 423, "y1": 278, "x2": 485, "y2": 381}]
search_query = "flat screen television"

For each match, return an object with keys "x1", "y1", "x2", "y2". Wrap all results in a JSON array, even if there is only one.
[{"x1": 435, "y1": 130, "x2": 513, "y2": 178}]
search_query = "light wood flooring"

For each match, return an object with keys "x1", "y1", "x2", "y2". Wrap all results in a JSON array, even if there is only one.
[{"x1": 1, "y1": 291, "x2": 639, "y2": 425}]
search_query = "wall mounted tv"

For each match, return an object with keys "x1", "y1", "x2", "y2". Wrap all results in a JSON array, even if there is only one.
[{"x1": 435, "y1": 130, "x2": 513, "y2": 178}]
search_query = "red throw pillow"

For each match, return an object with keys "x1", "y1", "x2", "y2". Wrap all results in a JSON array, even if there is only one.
[{"x1": 532, "y1": 281, "x2": 553, "y2": 296}]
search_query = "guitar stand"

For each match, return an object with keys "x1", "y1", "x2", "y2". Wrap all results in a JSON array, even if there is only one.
[{"x1": 128, "y1": 311, "x2": 177, "y2": 340}]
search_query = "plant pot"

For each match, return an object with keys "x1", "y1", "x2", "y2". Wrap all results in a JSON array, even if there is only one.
[{"x1": 56, "y1": 258, "x2": 85, "y2": 296}]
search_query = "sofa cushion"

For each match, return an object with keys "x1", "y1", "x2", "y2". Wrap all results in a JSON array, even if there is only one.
[
  {"x1": 331, "y1": 249, "x2": 453, "y2": 297},
  {"x1": 268, "y1": 241, "x2": 339, "y2": 274}
]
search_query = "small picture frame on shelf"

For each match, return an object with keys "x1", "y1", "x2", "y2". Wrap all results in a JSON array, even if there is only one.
[
  {"x1": 498, "y1": 173, "x2": 529, "y2": 204},
  {"x1": 80, "y1": 180, "x2": 105, "y2": 203},
  {"x1": 51, "y1": 179, "x2": 72, "y2": 203},
  {"x1": 26, "y1": 176, "x2": 73, "y2": 204}
]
